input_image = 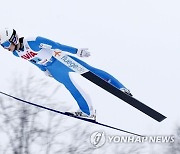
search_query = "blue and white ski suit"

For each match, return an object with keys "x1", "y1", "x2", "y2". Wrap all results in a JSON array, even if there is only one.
[{"x1": 13, "y1": 36, "x2": 125, "y2": 115}]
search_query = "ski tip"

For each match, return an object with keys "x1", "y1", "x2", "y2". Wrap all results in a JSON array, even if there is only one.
[{"x1": 157, "y1": 116, "x2": 167, "y2": 122}]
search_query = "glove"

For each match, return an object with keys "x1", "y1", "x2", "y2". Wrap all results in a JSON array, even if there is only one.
[
  {"x1": 44, "y1": 70, "x2": 52, "y2": 77},
  {"x1": 76, "y1": 48, "x2": 90, "y2": 57}
]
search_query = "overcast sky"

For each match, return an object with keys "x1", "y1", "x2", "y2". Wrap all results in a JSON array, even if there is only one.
[{"x1": 0, "y1": 0, "x2": 180, "y2": 145}]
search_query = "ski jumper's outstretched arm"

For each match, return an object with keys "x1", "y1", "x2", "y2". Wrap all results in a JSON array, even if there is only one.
[
  {"x1": 34, "y1": 36, "x2": 78, "y2": 54},
  {"x1": 34, "y1": 37, "x2": 90, "y2": 58}
]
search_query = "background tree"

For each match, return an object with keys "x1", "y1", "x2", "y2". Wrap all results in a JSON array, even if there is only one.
[
  {"x1": 165, "y1": 125, "x2": 180, "y2": 154},
  {"x1": 0, "y1": 74, "x2": 70, "y2": 154}
]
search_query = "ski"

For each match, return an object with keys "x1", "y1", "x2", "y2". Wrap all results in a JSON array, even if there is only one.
[
  {"x1": 82, "y1": 72, "x2": 166, "y2": 122},
  {"x1": 0, "y1": 91, "x2": 144, "y2": 137},
  {"x1": 53, "y1": 51, "x2": 167, "y2": 122}
]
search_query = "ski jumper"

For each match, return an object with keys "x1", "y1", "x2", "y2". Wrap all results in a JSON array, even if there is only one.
[{"x1": 12, "y1": 37, "x2": 126, "y2": 115}]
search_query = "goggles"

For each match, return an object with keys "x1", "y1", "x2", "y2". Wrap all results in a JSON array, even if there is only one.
[
  {"x1": 9, "y1": 29, "x2": 19, "y2": 45},
  {"x1": 1, "y1": 40, "x2": 11, "y2": 49}
]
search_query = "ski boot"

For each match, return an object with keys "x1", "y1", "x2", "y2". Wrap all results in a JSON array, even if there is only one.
[
  {"x1": 65, "y1": 110, "x2": 96, "y2": 121},
  {"x1": 120, "y1": 88, "x2": 133, "y2": 97}
]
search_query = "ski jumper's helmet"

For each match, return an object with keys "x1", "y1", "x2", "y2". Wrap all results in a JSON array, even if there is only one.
[{"x1": 0, "y1": 28, "x2": 19, "y2": 49}]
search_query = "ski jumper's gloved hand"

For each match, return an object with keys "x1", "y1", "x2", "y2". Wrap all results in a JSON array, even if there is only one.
[
  {"x1": 44, "y1": 70, "x2": 52, "y2": 77},
  {"x1": 76, "y1": 48, "x2": 90, "y2": 57}
]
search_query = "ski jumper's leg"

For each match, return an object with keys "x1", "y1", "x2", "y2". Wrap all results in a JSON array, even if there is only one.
[
  {"x1": 68, "y1": 73, "x2": 94, "y2": 114},
  {"x1": 63, "y1": 75, "x2": 93, "y2": 115},
  {"x1": 69, "y1": 56, "x2": 126, "y2": 89},
  {"x1": 46, "y1": 60, "x2": 92, "y2": 115}
]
